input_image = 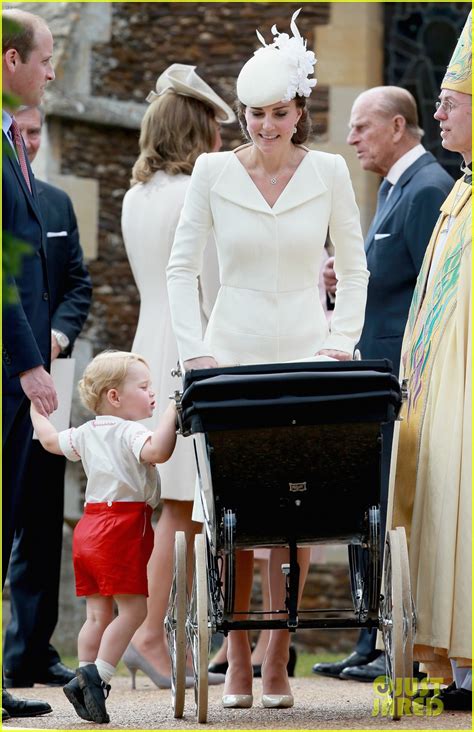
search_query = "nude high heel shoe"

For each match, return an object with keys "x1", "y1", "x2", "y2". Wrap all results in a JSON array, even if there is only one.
[
  {"x1": 122, "y1": 643, "x2": 194, "y2": 690},
  {"x1": 222, "y1": 694, "x2": 253, "y2": 709},
  {"x1": 262, "y1": 693, "x2": 294, "y2": 708}
]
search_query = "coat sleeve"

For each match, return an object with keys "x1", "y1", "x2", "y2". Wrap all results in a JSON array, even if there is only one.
[
  {"x1": 3, "y1": 275, "x2": 44, "y2": 376},
  {"x1": 167, "y1": 154, "x2": 214, "y2": 363},
  {"x1": 324, "y1": 155, "x2": 369, "y2": 355}
]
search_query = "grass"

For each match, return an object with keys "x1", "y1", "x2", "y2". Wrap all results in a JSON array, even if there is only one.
[{"x1": 61, "y1": 652, "x2": 346, "y2": 679}]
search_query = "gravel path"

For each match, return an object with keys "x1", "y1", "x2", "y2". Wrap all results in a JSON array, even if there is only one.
[{"x1": 3, "y1": 676, "x2": 471, "y2": 730}]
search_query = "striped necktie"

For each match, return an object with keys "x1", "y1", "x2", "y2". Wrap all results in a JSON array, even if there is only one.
[{"x1": 10, "y1": 117, "x2": 32, "y2": 193}]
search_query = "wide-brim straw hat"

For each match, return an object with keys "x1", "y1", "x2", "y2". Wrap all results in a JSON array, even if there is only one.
[{"x1": 146, "y1": 63, "x2": 236, "y2": 124}]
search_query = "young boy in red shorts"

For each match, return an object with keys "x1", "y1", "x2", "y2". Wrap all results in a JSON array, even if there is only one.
[{"x1": 31, "y1": 350, "x2": 177, "y2": 723}]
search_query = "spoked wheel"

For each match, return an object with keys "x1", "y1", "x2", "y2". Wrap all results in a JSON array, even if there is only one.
[
  {"x1": 368, "y1": 506, "x2": 381, "y2": 610},
  {"x1": 223, "y1": 509, "x2": 236, "y2": 617},
  {"x1": 348, "y1": 506, "x2": 381, "y2": 617},
  {"x1": 164, "y1": 531, "x2": 187, "y2": 718},
  {"x1": 396, "y1": 526, "x2": 415, "y2": 696},
  {"x1": 380, "y1": 529, "x2": 405, "y2": 720},
  {"x1": 186, "y1": 533, "x2": 209, "y2": 723}
]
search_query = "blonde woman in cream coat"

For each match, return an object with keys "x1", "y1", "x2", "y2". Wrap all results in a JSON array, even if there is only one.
[
  {"x1": 121, "y1": 65, "x2": 235, "y2": 688},
  {"x1": 167, "y1": 11, "x2": 369, "y2": 711}
]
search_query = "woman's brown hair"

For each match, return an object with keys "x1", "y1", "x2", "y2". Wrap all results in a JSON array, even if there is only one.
[
  {"x1": 131, "y1": 92, "x2": 217, "y2": 184},
  {"x1": 236, "y1": 96, "x2": 312, "y2": 146}
]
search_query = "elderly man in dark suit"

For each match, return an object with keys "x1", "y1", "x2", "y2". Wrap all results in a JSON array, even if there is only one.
[
  {"x1": 313, "y1": 86, "x2": 453, "y2": 683},
  {"x1": 3, "y1": 106, "x2": 92, "y2": 690},
  {"x1": 2, "y1": 8, "x2": 57, "y2": 720}
]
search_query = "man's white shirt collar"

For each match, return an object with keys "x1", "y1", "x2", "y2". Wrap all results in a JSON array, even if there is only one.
[{"x1": 386, "y1": 144, "x2": 426, "y2": 187}]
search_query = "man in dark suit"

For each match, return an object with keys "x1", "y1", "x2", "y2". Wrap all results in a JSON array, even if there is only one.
[
  {"x1": 3, "y1": 106, "x2": 92, "y2": 690},
  {"x1": 2, "y1": 8, "x2": 56, "y2": 719},
  {"x1": 313, "y1": 86, "x2": 453, "y2": 682}
]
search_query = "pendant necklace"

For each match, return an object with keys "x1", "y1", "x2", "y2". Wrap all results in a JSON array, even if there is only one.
[{"x1": 270, "y1": 176, "x2": 278, "y2": 185}]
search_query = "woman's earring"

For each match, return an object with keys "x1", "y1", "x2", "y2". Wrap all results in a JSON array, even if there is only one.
[{"x1": 293, "y1": 126, "x2": 297, "y2": 135}]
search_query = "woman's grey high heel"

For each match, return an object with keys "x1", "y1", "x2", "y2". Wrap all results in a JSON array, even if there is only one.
[{"x1": 123, "y1": 643, "x2": 194, "y2": 690}]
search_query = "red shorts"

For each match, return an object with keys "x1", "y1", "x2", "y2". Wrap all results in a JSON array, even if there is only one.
[{"x1": 73, "y1": 502, "x2": 154, "y2": 597}]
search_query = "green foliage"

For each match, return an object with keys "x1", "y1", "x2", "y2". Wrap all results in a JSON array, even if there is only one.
[{"x1": 3, "y1": 234, "x2": 32, "y2": 306}]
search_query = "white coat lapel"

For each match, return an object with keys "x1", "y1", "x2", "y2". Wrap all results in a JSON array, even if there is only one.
[{"x1": 212, "y1": 151, "x2": 328, "y2": 215}]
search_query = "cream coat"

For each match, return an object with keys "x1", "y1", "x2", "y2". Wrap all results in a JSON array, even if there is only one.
[
  {"x1": 122, "y1": 171, "x2": 219, "y2": 501},
  {"x1": 167, "y1": 148, "x2": 369, "y2": 365}
]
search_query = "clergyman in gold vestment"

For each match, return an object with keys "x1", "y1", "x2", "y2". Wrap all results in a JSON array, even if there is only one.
[{"x1": 388, "y1": 13, "x2": 472, "y2": 702}]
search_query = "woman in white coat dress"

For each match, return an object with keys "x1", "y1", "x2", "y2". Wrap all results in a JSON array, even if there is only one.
[
  {"x1": 121, "y1": 64, "x2": 235, "y2": 687},
  {"x1": 168, "y1": 12, "x2": 369, "y2": 709}
]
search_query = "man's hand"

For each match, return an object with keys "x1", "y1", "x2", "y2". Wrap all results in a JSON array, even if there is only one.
[
  {"x1": 323, "y1": 256, "x2": 338, "y2": 295},
  {"x1": 51, "y1": 333, "x2": 61, "y2": 361},
  {"x1": 20, "y1": 366, "x2": 58, "y2": 417},
  {"x1": 184, "y1": 357, "x2": 218, "y2": 371}
]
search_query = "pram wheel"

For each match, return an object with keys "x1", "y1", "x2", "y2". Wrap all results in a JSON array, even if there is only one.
[
  {"x1": 223, "y1": 509, "x2": 236, "y2": 617},
  {"x1": 396, "y1": 526, "x2": 415, "y2": 694},
  {"x1": 187, "y1": 534, "x2": 209, "y2": 723},
  {"x1": 381, "y1": 528, "x2": 413, "y2": 720},
  {"x1": 348, "y1": 506, "x2": 381, "y2": 617},
  {"x1": 165, "y1": 531, "x2": 187, "y2": 718}
]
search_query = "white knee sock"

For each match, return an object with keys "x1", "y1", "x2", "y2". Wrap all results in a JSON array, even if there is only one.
[
  {"x1": 79, "y1": 660, "x2": 95, "y2": 667},
  {"x1": 95, "y1": 659, "x2": 116, "y2": 686}
]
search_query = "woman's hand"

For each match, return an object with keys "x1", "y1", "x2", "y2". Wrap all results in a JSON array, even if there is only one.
[
  {"x1": 184, "y1": 356, "x2": 218, "y2": 371},
  {"x1": 315, "y1": 349, "x2": 352, "y2": 361}
]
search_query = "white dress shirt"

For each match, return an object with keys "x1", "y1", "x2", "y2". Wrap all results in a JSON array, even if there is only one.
[
  {"x1": 58, "y1": 415, "x2": 160, "y2": 507},
  {"x1": 385, "y1": 144, "x2": 427, "y2": 195}
]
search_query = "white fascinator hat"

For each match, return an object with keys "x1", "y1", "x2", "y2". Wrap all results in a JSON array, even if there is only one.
[
  {"x1": 147, "y1": 63, "x2": 236, "y2": 124},
  {"x1": 237, "y1": 8, "x2": 317, "y2": 108}
]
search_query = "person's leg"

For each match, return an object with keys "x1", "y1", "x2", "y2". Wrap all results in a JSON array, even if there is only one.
[
  {"x1": 223, "y1": 550, "x2": 254, "y2": 696},
  {"x1": 129, "y1": 500, "x2": 201, "y2": 676},
  {"x1": 97, "y1": 595, "x2": 147, "y2": 669},
  {"x1": 251, "y1": 558, "x2": 271, "y2": 666},
  {"x1": 77, "y1": 596, "x2": 114, "y2": 664},
  {"x1": 209, "y1": 635, "x2": 228, "y2": 667},
  {"x1": 4, "y1": 444, "x2": 66, "y2": 684},
  {"x1": 2, "y1": 397, "x2": 32, "y2": 587},
  {"x1": 262, "y1": 546, "x2": 310, "y2": 696}
]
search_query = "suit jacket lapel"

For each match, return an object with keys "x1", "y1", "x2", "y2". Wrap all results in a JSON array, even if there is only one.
[
  {"x1": 3, "y1": 133, "x2": 43, "y2": 223},
  {"x1": 365, "y1": 152, "x2": 437, "y2": 255}
]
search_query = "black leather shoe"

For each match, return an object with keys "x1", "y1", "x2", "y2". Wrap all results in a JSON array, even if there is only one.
[
  {"x1": 208, "y1": 660, "x2": 228, "y2": 674},
  {"x1": 76, "y1": 664, "x2": 110, "y2": 724},
  {"x1": 2, "y1": 707, "x2": 11, "y2": 722},
  {"x1": 340, "y1": 653, "x2": 386, "y2": 681},
  {"x1": 312, "y1": 650, "x2": 379, "y2": 678},
  {"x1": 413, "y1": 682, "x2": 456, "y2": 705},
  {"x1": 2, "y1": 690, "x2": 52, "y2": 718},
  {"x1": 438, "y1": 687, "x2": 472, "y2": 711},
  {"x1": 63, "y1": 676, "x2": 92, "y2": 721},
  {"x1": 4, "y1": 661, "x2": 75, "y2": 688}
]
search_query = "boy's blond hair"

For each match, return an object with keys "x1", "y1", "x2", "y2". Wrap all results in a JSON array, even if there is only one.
[{"x1": 78, "y1": 350, "x2": 149, "y2": 414}]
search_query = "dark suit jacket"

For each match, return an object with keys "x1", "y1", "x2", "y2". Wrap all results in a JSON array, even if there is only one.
[
  {"x1": 2, "y1": 131, "x2": 51, "y2": 441},
  {"x1": 357, "y1": 152, "x2": 453, "y2": 374},
  {"x1": 36, "y1": 179, "x2": 92, "y2": 353}
]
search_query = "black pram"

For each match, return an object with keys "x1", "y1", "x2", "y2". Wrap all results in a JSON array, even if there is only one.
[{"x1": 165, "y1": 360, "x2": 415, "y2": 722}]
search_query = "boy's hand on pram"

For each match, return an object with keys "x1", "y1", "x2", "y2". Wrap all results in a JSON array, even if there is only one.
[
  {"x1": 315, "y1": 349, "x2": 351, "y2": 361},
  {"x1": 184, "y1": 356, "x2": 218, "y2": 371}
]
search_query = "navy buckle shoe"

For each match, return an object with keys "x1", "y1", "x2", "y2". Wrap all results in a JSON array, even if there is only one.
[
  {"x1": 75, "y1": 665, "x2": 111, "y2": 724},
  {"x1": 63, "y1": 676, "x2": 92, "y2": 721}
]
